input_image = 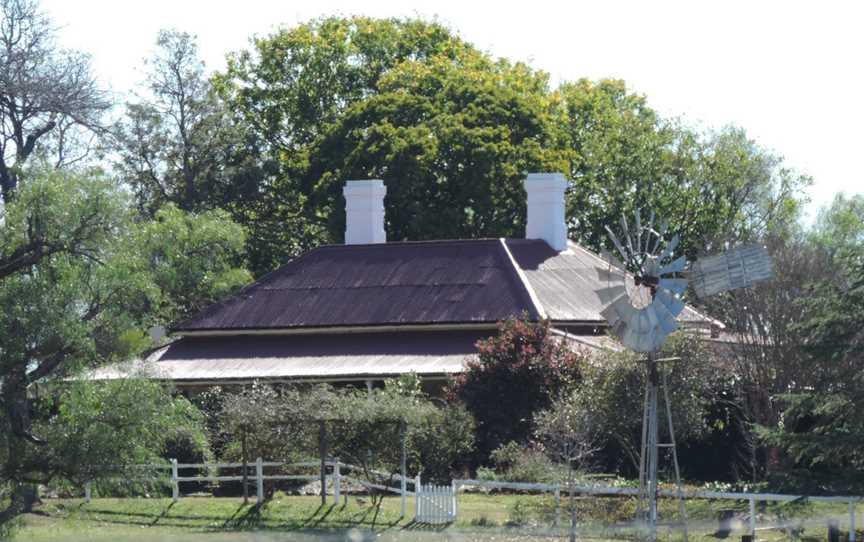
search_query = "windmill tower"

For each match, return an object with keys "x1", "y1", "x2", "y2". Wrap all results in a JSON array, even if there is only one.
[{"x1": 596, "y1": 211, "x2": 773, "y2": 540}]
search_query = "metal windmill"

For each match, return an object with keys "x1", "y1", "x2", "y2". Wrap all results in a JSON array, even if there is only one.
[{"x1": 595, "y1": 210, "x2": 773, "y2": 541}]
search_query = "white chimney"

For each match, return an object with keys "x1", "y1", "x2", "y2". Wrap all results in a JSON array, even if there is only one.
[
  {"x1": 343, "y1": 179, "x2": 387, "y2": 244},
  {"x1": 524, "y1": 172, "x2": 568, "y2": 251}
]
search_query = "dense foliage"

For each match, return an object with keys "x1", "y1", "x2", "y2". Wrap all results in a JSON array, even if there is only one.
[
  {"x1": 214, "y1": 375, "x2": 475, "y2": 485},
  {"x1": 448, "y1": 318, "x2": 586, "y2": 464},
  {"x1": 201, "y1": 17, "x2": 807, "y2": 274},
  {"x1": 0, "y1": 169, "x2": 249, "y2": 519}
]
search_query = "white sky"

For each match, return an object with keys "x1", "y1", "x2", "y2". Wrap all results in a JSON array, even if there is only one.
[{"x1": 42, "y1": 0, "x2": 863, "y2": 220}]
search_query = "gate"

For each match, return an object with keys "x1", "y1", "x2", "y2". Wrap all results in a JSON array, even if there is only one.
[{"x1": 415, "y1": 481, "x2": 456, "y2": 524}]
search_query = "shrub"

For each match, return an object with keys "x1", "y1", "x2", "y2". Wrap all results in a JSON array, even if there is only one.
[
  {"x1": 448, "y1": 317, "x2": 587, "y2": 464},
  {"x1": 489, "y1": 441, "x2": 557, "y2": 484}
]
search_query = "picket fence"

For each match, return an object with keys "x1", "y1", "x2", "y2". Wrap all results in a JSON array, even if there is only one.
[{"x1": 415, "y1": 480, "x2": 457, "y2": 524}]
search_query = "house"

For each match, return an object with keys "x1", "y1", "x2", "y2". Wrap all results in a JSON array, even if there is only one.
[{"x1": 91, "y1": 173, "x2": 715, "y2": 392}]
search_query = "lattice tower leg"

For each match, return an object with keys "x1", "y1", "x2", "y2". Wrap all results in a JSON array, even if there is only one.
[
  {"x1": 637, "y1": 382, "x2": 651, "y2": 520},
  {"x1": 648, "y1": 372, "x2": 659, "y2": 541},
  {"x1": 637, "y1": 354, "x2": 689, "y2": 542},
  {"x1": 662, "y1": 367, "x2": 689, "y2": 542}
]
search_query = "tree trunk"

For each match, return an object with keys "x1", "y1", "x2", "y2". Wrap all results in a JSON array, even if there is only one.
[
  {"x1": 569, "y1": 461, "x2": 576, "y2": 542},
  {"x1": 0, "y1": 483, "x2": 40, "y2": 525},
  {"x1": 0, "y1": 158, "x2": 17, "y2": 203}
]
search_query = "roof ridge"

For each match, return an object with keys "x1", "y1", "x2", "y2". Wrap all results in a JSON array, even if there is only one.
[
  {"x1": 313, "y1": 238, "x2": 504, "y2": 250},
  {"x1": 498, "y1": 238, "x2": 547, "y2": 320}
]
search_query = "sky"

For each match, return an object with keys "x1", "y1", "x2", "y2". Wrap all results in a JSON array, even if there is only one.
[{"x1": 41, "y1": 0, "x2": 863, "y2": 221}]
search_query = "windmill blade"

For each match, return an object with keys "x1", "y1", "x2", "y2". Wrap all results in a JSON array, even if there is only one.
[
  {"x1": 655, "y1": 289, "x2": 685, "y2": 317},
  {"x1": 596, "y1": 285, "x2": 627, "y2": 306},
  {"x1": 596, "y1": 266, "x2": 626, "y2": 284},
  {"x1": 604, "y1": 226, "x2": 630, "y2": 266},
  {"x1": 650, "y1": 298, "x2": 679, "y2": 336},
  {"x1": 620, "y1": 214, "x2": 636, "y2": 258},
  {"x1": 601, "y1": 302, "x2": 622, "y2": 327},
  {"x1": 659, "y1": 234, "x2": 680, "y2": 261},
  {"x1": 600, "y1": 249, "x2": 628, "y2": 273},
  {"x1": 651, "y1": 221, "x2": 668, "y2": 255},
  {"x1": 643, "y1": 304, "x2": 659, "y2": 330},
  {"x1": 659, "y1": 278, "x2": 688, "y2": 296},
  {"x1": 690, "y1": 244, "x2": 773, "y2": 298},
  {"x1": 658, "y1": 255, "x2": 687, "y2": 276},
  {"x1": 601, "y1": 295, "x2": 636, "y2": 328},
  {"x1": 645, "y1": 210, "x2": 655, "y2": 254}
]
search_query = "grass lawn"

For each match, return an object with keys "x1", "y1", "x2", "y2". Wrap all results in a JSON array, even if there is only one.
[{"x1": 7, "y1": 494, "x2": 862, "y2": 541}]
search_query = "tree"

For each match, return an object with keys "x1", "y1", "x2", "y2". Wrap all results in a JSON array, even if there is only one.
[
  {"x1": 757, "y1": 238, "x2": 864, "y2": 492},
  {"x1": 114, "y1": 30, "x2": 267, "y2": 218},
  {"x1": 0, "y1": 168, "x2": 249, "y2": 519},
  {"x1": 559, "y1": 79, "x2": 809, "y2": 260},
  {"x1": 0, "y1": 0, "x2": 109, "y2": 201},
  {"x1": 214, "y1": 16, "x2": 493, "y2": 271},
  {"x1": 302, "y1": 52, "x2": 568, "y2": 243},
  {"x1": 535, "y1": 393, "x2": 602, "y2": 542},
  {"x1": 448, "y1": 318, "x2": 586, "y2": 464},
  {"x1": 37, "y1": 378, "x2": 208, "y2": 489}
]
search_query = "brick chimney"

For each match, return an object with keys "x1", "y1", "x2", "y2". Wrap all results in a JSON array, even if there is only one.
[
  {"x1": 343, "y1": 180, "x2": 387, "y2": 244},
  {"x1": 524, "y1": 172, "x2": 568, "y2": 251}
]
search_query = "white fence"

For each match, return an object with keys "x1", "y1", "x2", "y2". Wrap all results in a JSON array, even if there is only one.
[
  {"x1": 415, "y1": 480, "x2": 457, "y2": 524},
  {"x1": 453, "y1": 479, "x2": 863, "y2": 541},
  {"x1": 83, "y1": 458, "x2": 415, "y2": 516}
]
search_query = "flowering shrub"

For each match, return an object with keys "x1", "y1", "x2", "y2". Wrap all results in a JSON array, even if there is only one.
[{"x1": 448, "y1": 317, "x2": 587, "y2": 464}]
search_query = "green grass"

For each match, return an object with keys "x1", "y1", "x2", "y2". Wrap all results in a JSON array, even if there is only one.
[{"x1": 7, "y1": 494, "x2": 862, "y2": 541}]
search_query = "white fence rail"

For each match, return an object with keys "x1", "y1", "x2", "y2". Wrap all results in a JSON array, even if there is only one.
[
  {"x1": 454, "y1": 479, "x2": 863, "y2": 541},
  {"x1": 83, "y1": 458, "x2": 416, "y2": 513}
]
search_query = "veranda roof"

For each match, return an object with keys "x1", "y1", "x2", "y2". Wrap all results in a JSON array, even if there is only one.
[{"x1": 87, "y1": 329, "x2": 618, "y2": 384}]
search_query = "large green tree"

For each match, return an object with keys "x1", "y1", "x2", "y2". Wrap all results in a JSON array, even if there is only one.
[
  {"x1": 757, "y1": 235, "x2": 864, "y2": 491},
  {"x1": 0, "y1": 168, "x2": 250, "y2": 518},
  {"x1": 215, "y1": 16, "x2": 482, "y2": 272},
  {"x1": 560, "y1": 79, "x2": 808, "y2": 260},
  {"x1": 303, "y1": 52, "x2": 568, "y2": 242}
]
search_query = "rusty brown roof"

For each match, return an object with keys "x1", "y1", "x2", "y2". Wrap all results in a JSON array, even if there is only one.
[
  {"x1": 175, "y1": 238, "x2": 715, "y2": 332},
  {"x1": 175, "y1": 239, "x2": 541, "y2": 331}
]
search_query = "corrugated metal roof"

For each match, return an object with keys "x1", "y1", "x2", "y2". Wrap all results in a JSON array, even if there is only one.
[
  {"x1": 88, "y1": 328, "x2": 610, "y2": 383},
  {"x1": 175, "y1": 240, "x2": 540, "y2": 332},
  {"x1": 506, "y1": 239, "x2": 713, "y2": 325},
  {"x1": 175, "y1": 238, "x2": 717, "y2": 333},
  {"x1": 89, "y1": 331, "x2": 484, "y2": 382}
]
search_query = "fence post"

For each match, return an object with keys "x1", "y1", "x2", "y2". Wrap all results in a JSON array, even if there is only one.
[
  {"x1": 850, "y1": 502, "x2": 856, "y2": 542},
  {"x1": 400, "y1": 469, "x2": 407, "y2": 518},
  {"x1": 749, "y1": 496, "x2": 756, "y2": 539},
  {"x1": 451, "y1": 480, "x2": 458, "y2": 521},
  {"x1": 554, "y1": 486, "x2": 561, "y2": 528},
  {"x1": 171, "y1": 458, "x2": 179, "y2": 503},
  {"x1": 415, "y1": 475, "x2": 421, "y2": 519},
  {"x1": 84, "y1": 481, "x2": 91, "y2": 503},
  {"x1": 334, "y1": 459, "x2": 341, "y2": 505},
  {"x1": 255, "y1": 457, "x2": 264, "y2": 504}
]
